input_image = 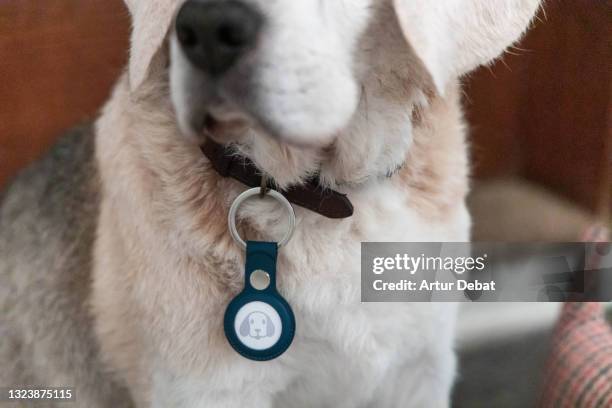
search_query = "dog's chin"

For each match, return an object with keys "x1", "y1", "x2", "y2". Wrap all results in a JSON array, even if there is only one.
[
  {"x1": 259, "y1": 121, "x2": 339, "y2": 149},
  {"x1": 177, "y1": 108, "x2": 341, "y2": 149},
  {"x1": 175, "y1": 110, "x2": 249, "y2": 145}
]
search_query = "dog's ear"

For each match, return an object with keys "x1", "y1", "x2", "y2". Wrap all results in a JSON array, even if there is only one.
[
  {"x1": 124, "y1": 0, "x2": 182, "y2": 91},
  {"x1": 239, "y1": 315, "x2": 251, "y2": 336},
  {"x1": 265, "y1": 315, "x2": 275, "y2": 337},
  {"x1": 392, "y1": 0, "x2": 540, "y2": 94}
]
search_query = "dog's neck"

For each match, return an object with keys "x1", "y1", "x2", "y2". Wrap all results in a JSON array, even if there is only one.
[
  {"x1": 226, "y1": 85, "x2": 429, "y2": 193},
  {"x1": 123, "y1": 69, "x2": 434, "y2": 193},
  {"x1": 98, "y1": 73, "x2": 467, "y2": 247}
]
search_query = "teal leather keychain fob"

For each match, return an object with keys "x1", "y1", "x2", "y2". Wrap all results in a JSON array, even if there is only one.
[
  {"x1": 224, "y1": 241, "x2": 295, "y2": 361},
  {"x1": 225, "y1": 188, "x2": 297, "y2": 361}
]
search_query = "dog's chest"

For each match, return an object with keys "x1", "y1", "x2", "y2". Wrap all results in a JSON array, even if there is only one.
[
  {"x1": 272, "y1": 182, "x2": 467, "y2": 349},
  {"x1": 277, "y1": 180, "x2": 470, "y2": 298},
  {"x1": 256, "y1": 184, "x2": 466, "y2": 403}
]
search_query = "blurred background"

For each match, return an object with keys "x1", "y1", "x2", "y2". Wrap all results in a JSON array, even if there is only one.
[{"x1": 0, "y1": 1, "x2": 610, "y2": 407}]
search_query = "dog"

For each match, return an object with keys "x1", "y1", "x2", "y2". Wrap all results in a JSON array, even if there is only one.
[
  {"x1": 240, "y1": 312, "x2": 275, "y2": 339},
  {"x1": 0, "y1": 0, "x2": 540, "y2": 406}
]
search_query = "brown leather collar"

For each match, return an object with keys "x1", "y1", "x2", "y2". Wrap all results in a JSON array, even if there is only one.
[{"x1": 200, "y1": 139, "x2": 353, "y2": 219}]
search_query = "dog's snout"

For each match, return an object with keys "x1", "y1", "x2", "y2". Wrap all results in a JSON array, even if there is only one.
[{"x1": 176, "y1": 0, "x2": 263, "y2": 77}]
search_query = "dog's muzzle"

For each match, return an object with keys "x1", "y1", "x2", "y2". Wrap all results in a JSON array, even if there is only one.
[{"x1": 175, "y1": 0, "x2": 263, "y2": 77}]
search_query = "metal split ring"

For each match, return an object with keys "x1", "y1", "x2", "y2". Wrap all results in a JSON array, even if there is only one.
[{"x1": 228, "y1": 187, "x2": 296, "y2": 249}]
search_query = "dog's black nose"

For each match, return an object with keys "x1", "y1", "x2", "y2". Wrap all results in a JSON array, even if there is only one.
[{"x1": 176, "y1": 0, "x2": 263, "y2": 76}]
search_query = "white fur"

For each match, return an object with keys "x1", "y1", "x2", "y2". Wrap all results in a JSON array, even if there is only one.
[
  {"x1": 393, "y1": 0, "x2": 541, "y2": 94},
  {"x1": 170, "y1": 0, "x2": 372, "y2": 147},
  {"x1": 95, "y1": 0, "x2": 540, "y2": 406}
]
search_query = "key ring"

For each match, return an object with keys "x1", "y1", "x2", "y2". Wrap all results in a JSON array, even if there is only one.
[{"x1": 228, "y1": 187, "x2": 296, "y2": 249}]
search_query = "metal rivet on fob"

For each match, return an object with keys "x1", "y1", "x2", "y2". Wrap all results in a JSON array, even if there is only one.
[{"x1": 250, "y1": 269, "x2": 271, "y2": 290}]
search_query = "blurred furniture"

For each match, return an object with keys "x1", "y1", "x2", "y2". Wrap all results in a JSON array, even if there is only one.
[
  {"x1": 539, "y1": 302, "x2": 612, "y2": 408},
  {"x1": 468, "y1": 178, "x2": 601, "y2": 241},
  {"x1": 0, "y1": 0, "x2": 610, "y2": 224}
]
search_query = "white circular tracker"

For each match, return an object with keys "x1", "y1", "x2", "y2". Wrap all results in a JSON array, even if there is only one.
[
  {"x1": 234, "y1": 301, "x2": 283, "y2": 350},
  {"x1": 228, "y1": 187, "x2": 296, "y2": 249}
]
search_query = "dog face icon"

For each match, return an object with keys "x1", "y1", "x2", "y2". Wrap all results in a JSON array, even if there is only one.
[
  {"x1": 233, "y1": 301, "x2": 283, "y2": 350},
  {"x1": 239, "y1": 311, "x2": 275, "y2": 340}
]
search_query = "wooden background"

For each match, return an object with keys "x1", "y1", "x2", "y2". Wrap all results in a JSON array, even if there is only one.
[
  {"x1": 0, "y1": 0, "x2": 130, "y2": 186},
  {"x1": 464, "y1": 0, "x2": 611, "y2": 219},
  {"x1": 0, "y1": 0, "x2": 610, "y2": 218}
]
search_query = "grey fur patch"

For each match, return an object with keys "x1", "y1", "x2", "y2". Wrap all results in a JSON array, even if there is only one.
[{"x1": 0, "y1": 125, "x2": 134, "y2": 407}]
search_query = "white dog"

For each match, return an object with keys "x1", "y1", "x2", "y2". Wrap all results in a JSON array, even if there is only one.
[{"x1": 0, "y1": 0, "x2": 539, "y2": 407}]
